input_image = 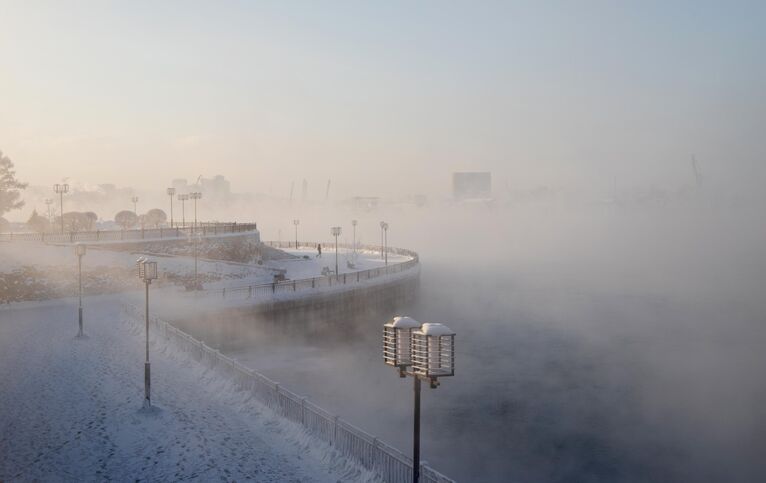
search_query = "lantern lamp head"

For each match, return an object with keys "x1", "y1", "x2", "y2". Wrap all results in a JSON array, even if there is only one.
[
  {"x1": 167, "y1": 187, "x2": 176, "y2": 196},
  {"x1": 137, "y1": 258, "x2": 158, "y2": 282},
  {"x1": 383, "y1": 316, "x2": 421, "y2": 376},
  {"x1": 143, "y1": 261, "x2": 158, "y2": 281},
  {"x1": 331, "y1": 226, "x2": 342, "y2": 237},
  {"x1": 136, "y1": 257, "x2": 146, "y2": 278},
  {"x1": 54, "y1": 183, "x2": 70, "y2": 194},
  {"x1": 75, "y1": 243, "x2": 87, "y2": 257},
  {"x1": 411, "y1": 323, "x2": 455, "y2": 388},
  {"x1": 352, "y1": 219, "x2": 357, "y2": 226}
]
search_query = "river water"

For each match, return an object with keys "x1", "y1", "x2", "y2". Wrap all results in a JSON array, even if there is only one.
[{"x1": 177, "y1": 204, "x2": 766, "y2": 482}]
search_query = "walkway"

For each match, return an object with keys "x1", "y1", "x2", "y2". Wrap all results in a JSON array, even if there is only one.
[{"x1": 0, "y1": 298, "x2": 374, "y2": 482}]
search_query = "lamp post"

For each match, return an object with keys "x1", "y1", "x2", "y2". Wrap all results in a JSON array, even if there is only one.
[
  {"x1": 131, "y1": 196, "x2": 139, "y2": 215},
  {"x1": 45, "y1": 198, "x2": 53, "y2": 224},
  {"x1": 351, "y1": 220, "x2": 358, "y2": 261},
  {"x1": 137, "y1": 257, "x2": 158, "y2": 407},
  {"x1": 53, "y1": 183, "x2": 69, "y2": 234},
  {"x1": 293, "y1": 219, "x2": 300, "y2": 248},
  {"x1": 331, "y1": 226, "x2": 342, "y2": 275},
  {"x1": 188, "y1": 231, "x2": 201, "y2": 289},
  {"x1": 166, "y1": 188, "x2": 176, "y2": 228},
  {"x1": 380, "y1": 221, "x2": 389, "y2": 266},
  {"x1": 189, "y1": 192, "x2": 202, "y2": 232},
  {"x1": 75, "y1": 244, "x2": 87, "y2": 337},
  {"x1": 178, "y1": 194, "x2": 188, "y2": 228},
  {"x1": 383, "y1": 318, "x2": 455, "y2": 483}
]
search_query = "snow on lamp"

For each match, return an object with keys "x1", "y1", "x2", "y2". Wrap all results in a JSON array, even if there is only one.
[
  {"x1": 383, "y1": 316, "x2": 421, "y2": 376},
  {"x1": 411, "y1": 323, "x2": 455, "y2": 388},
  {"x1": 75, "y1": 243, "x2": 87, "y2": 257}
]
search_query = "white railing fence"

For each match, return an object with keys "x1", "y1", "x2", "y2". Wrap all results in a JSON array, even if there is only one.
[
  {"x1": 205, "y1": 242, "x2": 420, "y2": 301},
  {"x1": 121, "y1": 303, "x2": 454, "y2": 483},
  {"x1": 0, "y1": 222, "x2": 258, "y2": 243}
]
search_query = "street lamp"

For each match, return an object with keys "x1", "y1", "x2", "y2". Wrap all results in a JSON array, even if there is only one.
[
  {"x1": 137, "y1": 257, "x2": 159, "y2": 407},
  {"x1": 293, "y1": 219, "x2": 300, "y2": 248},
  {"x1": 189, "y1": 192, "x2": 202, "y2": 232},
  {"x1": 382, "y1": 318, "x2": 455, "y2": 483},
  {"x1": 188, "y1": 231, "x2": 202, "y2": 290},
  {"x1": 380, "y1": 221, "x2": 389, "y2": 266},
  {"x1": 166, "y1": 188, "x2": 176, "y2": 228},
  {"x1": 131, "y1": 196, "x2": 139, "y2": 215},
  {"x1": 53, "y1": 183, "x2": 69, "y2": 234},
  {"x1": 75, "y1": 244, "x2": 87, "y2": 338},
  {"x1": 331, "y1": 226, "x2": 342, "y2": 275},
  {"x1": 178, "y1": 194, "x2": 189, "y2": 228},
  {"x1": 45, "y1": 198, "x2": 54, "y2": 225},
  {"x1": 351, "y1": 220, "x2": 358, "y2": 261}
]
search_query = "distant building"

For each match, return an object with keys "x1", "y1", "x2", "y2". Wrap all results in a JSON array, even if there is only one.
[
  {"x1": 452, "y1": 172, "x2": 492, "y2": 200},
  {"x1": 201, "y1": 175, "x2": 231, "y2": 198}
]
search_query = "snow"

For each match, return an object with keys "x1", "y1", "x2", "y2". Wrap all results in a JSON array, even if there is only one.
[
  {"x1": 267, "y1": 246, "x2": 412, "y2": 280},
  {"x1": 0, "y1": 297, "x2": 378, "y2": 482},
  {"x1": 390, "y1": 316, "x2": 422, "y2": 329},
  {"x1": 419, "y1": 323, "x2": 454, "y2": 336}
]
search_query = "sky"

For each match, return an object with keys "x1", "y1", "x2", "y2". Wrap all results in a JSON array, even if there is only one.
[{"x1": 1, "y1": 1, "x2": 764, "y2": 198}]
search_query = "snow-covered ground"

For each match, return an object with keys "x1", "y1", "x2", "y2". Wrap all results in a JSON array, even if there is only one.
[
  {"x1": 0, "y1": 297, "x2": 377, "y2": 482},
  {"x1": 0, "y1": 241, "x2": 413, "y2": 303},
  {"x1": 266, "y1": 246, "x2": 411, "y2": 280}
]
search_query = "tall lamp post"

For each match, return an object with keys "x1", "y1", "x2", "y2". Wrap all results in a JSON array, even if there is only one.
[
  {"x1": 166, "y1": 188, "x2": 176, "y2": 228},
  {"x1": 189, "y1": 192, "x2": 202, "y2": 232},
  {"x1": 351, "y1": 220, "x2": 358, "y2": 260},
  {"x1": 380, "y1": 221, "x2": 389, "y2": 266},
  {"x1": 75, "y1": 244, "x2": 87, "y2": 338},
  {"x1": 383, "y1": 318, "x2": 455, "y2": 483},
  {"x1": 137, "y1": 257, "x2": 158, "y2": 408},
  {"x1": 131, "y1": 196, "x2": 139, "y2": 215},
  {"x1": 331, "y1": 226, "x2": 342, "y2": 275},
  {"x1": 188, "y1": 231, "x2": 201, "y2": 289},
  {"x1": 53, "y1": 183, "x2": 69, "y2": 234},
  {"x1": 293, "y1": 219, "x2": 300, "y2": 248},
  {"x1": 45, "y1": 198, "x2": 54, "y2": 224},
  {"x1": 178, "y1": 194, "x2": 189, "y2": 228}
]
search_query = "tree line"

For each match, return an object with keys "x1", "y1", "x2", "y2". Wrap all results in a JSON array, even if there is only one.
[{"x1": 0, "y1": 149, "x2": 168, "y2": 233}]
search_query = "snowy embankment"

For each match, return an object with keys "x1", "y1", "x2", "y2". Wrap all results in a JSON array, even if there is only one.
[{"x1": 0, "y1": 298, "x2": 379, "y2": 482}]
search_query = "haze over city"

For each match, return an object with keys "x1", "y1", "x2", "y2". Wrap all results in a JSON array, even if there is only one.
[{"x1": 1, "y1": 2, "x2": 765, "y2": 483}]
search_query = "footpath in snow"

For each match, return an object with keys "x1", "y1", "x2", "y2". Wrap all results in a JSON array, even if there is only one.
[{"x1": 0, "y1": 298, "x2": 376, "y2": 482}]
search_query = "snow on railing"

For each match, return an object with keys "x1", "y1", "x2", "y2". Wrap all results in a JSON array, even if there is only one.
[
  {"x1": 202, "y1": 241, "x2": 420, "y2": 301},
  {"x1": 121, "y1": 303, "x2": 454, "y2": 483},
  {"x1": 0, "y1": 222, "x2": 258, "y2": 243}
]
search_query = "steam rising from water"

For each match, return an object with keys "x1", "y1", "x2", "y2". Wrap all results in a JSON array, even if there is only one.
[{"x1": 160, "y1": 193, "x2": 766, "y2": 482}]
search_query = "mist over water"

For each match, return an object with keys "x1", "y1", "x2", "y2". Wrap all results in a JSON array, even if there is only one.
[{"x1": 169, "y1": 195, "x2": 766, "y2": 482}]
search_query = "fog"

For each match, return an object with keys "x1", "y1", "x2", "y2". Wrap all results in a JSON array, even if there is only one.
[
  {"x1": 133, "y1": 188, "x2": 763, "y2": 482},
  {"x1": 3, "y1": 2, "x2": 766, "y2": 480}
]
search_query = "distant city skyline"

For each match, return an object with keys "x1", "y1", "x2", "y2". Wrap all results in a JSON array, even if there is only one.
[{"x1": 2, "y1": 1, "x2": 764, "y2": 198}]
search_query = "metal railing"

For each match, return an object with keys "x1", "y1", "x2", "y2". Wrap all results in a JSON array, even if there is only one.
[
  {"x1": 203, "y1": 241, "x2": 419, "y2": 301},
  {"x1": 121, "y1": 303, "x2": 454, "y2": 483},
  {"x1": 0, "y1": 222, "x2": 258, "y2": 243}
]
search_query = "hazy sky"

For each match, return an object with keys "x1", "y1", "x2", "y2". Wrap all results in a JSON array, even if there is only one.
[{"x1": 1, "y1": 1, "x2": 764, "y2": 197}]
